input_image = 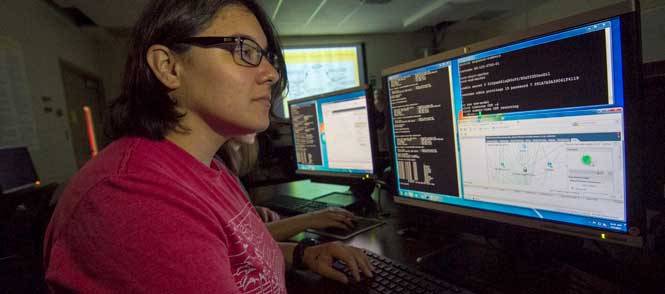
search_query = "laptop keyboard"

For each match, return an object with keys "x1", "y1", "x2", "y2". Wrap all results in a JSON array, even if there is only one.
[
  {"x1": 333, "y1": 250, "x2": 474, "y2": 294},
  {"x1": 261, "y1": 195, "x2": 333, "y2": 215}
]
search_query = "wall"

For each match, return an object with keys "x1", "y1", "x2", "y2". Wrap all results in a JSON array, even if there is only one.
[
  {"x1": 97, "y1": 32, "x2": 129, "y2": 105},
  {"x1": 0, "y1": 0, "x2": 104, "y2": 184},
  {"x1": 640, "y1": 0, "x2": 665, "y2": 62},
  {"x1": 439, "y1": 0, "x2": 665, "y2": 63}
]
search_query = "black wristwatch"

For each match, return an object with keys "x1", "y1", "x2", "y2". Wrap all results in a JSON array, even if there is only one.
[{"x1": 292, "y1": 238, "x2": 319, "y2": 270}]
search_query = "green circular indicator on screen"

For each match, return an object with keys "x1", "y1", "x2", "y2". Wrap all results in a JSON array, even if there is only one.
[{"x1": 582, "y1": 154, "x2": 592, "y2": 166}]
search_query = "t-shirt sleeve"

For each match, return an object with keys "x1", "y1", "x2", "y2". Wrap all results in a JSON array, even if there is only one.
[{"x1": 45, "y1": 174, "x2": 241, "y2": 294}]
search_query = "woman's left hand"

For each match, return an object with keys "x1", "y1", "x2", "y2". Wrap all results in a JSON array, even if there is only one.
[{"x1": 303, "y1": 207, "x2": 355, "y2": 230}]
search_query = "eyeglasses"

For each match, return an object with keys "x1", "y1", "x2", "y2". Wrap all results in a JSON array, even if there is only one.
[{"x1": 179, "y1": 36, "x2": 280, "y2": 71}]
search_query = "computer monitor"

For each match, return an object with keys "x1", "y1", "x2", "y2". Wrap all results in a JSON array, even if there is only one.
[
  {"x1": 288, "y1": 86, "x2": 378, "y2": 190},
  {"x1": 0, "y1": 146, "x2": 40, "y2": 194},
  {"x1": 382, "y1": 1, "x2": 643, "y2": 246},
  {"x1": 278, "y1": 43, "x2": 367, "y2": 118}
]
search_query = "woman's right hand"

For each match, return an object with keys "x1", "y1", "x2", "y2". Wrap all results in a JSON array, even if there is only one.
[{"x1": 303, "y1": 207, "x2": 355, "y2": 230}]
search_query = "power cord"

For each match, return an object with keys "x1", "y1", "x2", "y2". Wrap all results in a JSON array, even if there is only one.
[
  {"x1": 591, "y1": 239, "x2": 613, "y2": 258},
  {"x1": 483, "y1": 235, "x2": 504, "y2": 251}
]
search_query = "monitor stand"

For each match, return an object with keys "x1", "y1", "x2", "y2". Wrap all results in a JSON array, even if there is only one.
[
  {"x1": 314, "y1": 179, "x2": 377, "y2": 217},
  {"x1": 348, "y1": 179, "x2": 377, "y2": 215}
]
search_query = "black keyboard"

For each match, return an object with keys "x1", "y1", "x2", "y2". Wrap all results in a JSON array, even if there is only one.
[
  {"x1": 333, "y1": 250, "x2": 474, "y2": 294},
  {"x1": 261, "y1": 195, "x2": 333, "y2": 215}
]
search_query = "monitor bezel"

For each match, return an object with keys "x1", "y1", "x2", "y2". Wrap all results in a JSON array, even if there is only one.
[
  {"x1": 382, "y1": 0, "x2": 643, "y2": 247},
  {"x1": 287, "y1": 85, "x2": 379, "y2": 185}
]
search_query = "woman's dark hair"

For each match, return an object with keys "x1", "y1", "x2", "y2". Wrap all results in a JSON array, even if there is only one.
[{"x1": 106, "y1": 0, "x2": 288, "y2": 140}]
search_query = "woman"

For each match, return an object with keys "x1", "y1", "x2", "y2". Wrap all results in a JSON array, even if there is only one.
[{"x1": 43, "y1": 0, "x2": 371, "y2": 292}]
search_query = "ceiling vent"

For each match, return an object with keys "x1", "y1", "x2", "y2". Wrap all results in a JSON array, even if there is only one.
[
  {"x1": 364, "y1": 0, "x2": 392, "y2": 4},
  {"x1": 468, "y1": 9, "x2": 509, "y2": 21}
]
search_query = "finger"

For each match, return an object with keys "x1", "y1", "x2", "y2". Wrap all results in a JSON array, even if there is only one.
[
  {"x1": 333, "y1": 246, "x2": 361, "y2": 282},
  {"x1": 329, "y1": 214, "x2": 354, "y2": 229},
  {"x1": 316, "y1": 214, "x2": 350, "y2": 230},
  {"x1": 268, "y1": 211, "x2": 279, "y2": 222},
  {"x1": 351, "y1": 248, "x2": 373, "y2": 278},
  {"x1": 261, "y1": 211, "x2": 271, "y2": 223},
  {"x1": 311, "y1": 253, "x2": 349, "y2": 284},
  {"x1": 315, "y1": 261, "x2": 349, "y2": 284},
  {"x1": 341, "y1": 216, "x2": 354, "y2": 229},
  {"x1": 328, "y1": 207, "x2": 354, "y2": 219},
  {"x1": 256, "y1": 208, "x2": 267, "y2": 222},
  {"x1": 332, "y1": 207, "x2": 355, "y2": 217}
]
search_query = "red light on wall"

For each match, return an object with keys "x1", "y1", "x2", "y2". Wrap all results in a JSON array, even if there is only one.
[{"x1": 83, "y1": 106, "x2": 98, "y2": 157}]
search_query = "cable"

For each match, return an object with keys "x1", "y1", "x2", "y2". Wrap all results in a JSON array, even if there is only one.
[
  {"x1": 0, "y1": 254, "x2": 19, "y2": 262},
  {"x1": 375, "y1": 182, "x2": 383, "y2": 213},
  {"x1": 483, "y1": 235, "x2": 503, "y2": 251},
  {"x1": 373, "y1": 179, "x2": 392, "y2": 217},
  {"x1": 592, "y1": 240, "x2": 613, "y2": 258}
]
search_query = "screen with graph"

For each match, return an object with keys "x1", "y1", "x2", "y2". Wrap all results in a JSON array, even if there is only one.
[{"x1": 280, "y1": 44, "x2": 366, "y2": 117}]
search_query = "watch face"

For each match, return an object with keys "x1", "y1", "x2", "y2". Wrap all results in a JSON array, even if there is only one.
[{"x1": 301, "y1": 238, "x2": 320, "y2": 246}]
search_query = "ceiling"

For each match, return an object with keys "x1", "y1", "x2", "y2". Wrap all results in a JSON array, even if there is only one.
[{"x1": 51, "y1": 0, "x2": 541, "y2": 36}]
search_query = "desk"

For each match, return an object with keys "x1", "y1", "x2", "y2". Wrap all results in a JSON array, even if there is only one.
[
  {"x1": 250, "y1": 181, "x2": 664, "y2": 293},
  {"x1": 250, "y1": 180, "x2": 447, "y2": 258}
]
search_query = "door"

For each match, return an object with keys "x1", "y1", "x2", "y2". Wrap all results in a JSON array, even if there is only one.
[{"x1": 60, "y1": 61, "x2": 107, "y2": 169}]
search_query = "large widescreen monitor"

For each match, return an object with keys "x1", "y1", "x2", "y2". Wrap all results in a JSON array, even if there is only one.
[
  {"x1": 382, "y1": 1, "x2": 643, "y2": 246},
  {"x1": 288, "y1": 86, "x2": 377, "y2": 182},
  {"x1": 279, "y1": 44, "x2": 366, "y2": 118}
]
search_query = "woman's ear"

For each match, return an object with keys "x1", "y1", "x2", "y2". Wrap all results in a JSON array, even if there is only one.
[{"x1": 146, "y1": 44, "x2": 182, "y2": 89}]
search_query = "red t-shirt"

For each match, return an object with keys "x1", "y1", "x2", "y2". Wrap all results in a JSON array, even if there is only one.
[{"x1": 44, "y1": 137, "x2": 285, "y2": 293}]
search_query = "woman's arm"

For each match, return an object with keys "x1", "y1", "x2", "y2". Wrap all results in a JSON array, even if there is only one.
[{"x1": 267, "y1": 207, "x2": 355, "y2": 241}]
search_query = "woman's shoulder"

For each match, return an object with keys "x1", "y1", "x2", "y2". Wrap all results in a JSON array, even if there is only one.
[
  {"x1": 91, "y1": 136, "x2": 199, "y2": 175},
  {"x1": 63, "y1": 137, "x2": 189, "y2": 198}
]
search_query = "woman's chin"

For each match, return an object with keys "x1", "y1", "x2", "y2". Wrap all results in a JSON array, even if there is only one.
[{"x1": 232, "y1": 120, "x2": 270, "y2": 135}]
